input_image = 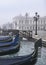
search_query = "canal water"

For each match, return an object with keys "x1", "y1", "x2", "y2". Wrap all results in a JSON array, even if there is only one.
[
  {"x1": 35, "y1": 47, "x2": 46, "y2": 65},
  {"x1": 0, "y1": 40, "x2": 46, "y2": 65},
  {"x1": 20, "y1": 41, "x2": 46, "y2": 65}
]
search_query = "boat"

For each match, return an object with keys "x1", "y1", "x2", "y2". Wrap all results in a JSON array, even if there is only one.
[
  {"x1": 0, "y1": 34, "x2": 20, "y2": 55},
  {"x1": 0, "y1": 38, "x2": 42, "y2": 65},
  {"x1": 0, "y1": 30, "x2": 19, "y2": 43},
  {"x1": 0, "y1": 36, "x2": 13, "y2": 43}
]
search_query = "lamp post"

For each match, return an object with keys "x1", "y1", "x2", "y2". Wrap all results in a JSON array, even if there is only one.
[{"x1": 33, "y1": 12, "x2": 39, "y2": 35}]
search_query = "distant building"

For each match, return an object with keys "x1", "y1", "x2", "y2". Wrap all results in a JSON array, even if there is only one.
[
  {"x1": 13, "y1": 13, "x2": 46, "y2": 31},
  {"x1": 2, "y1": 22, "x2": 14, "y2": 30}
]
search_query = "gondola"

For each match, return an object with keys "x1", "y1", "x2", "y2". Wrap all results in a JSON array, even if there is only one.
[
  {"x1": 0, "y1": 34, "x2": 19, "y2": 47},
  {"x1": 0, "y1": 36, "x2": 13, "y2": 43},
  {"x1": 0, "y1": 34, "x2": 20, "y2": 55},
  {"x1": 0, "y1": 38, "x2": 42, "y2": 65}
]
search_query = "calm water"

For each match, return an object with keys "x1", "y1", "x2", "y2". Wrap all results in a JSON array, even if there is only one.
[
  {"x1": 20, "y1": 41, "x2": 46, "y2": 65},
  {"x1": 35, "y1": 47, "x2": 46, "y2": 65}
]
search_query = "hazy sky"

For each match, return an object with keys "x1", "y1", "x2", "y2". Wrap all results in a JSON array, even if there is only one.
[{"x1": 0, "y1": 0, "x2": 46, "y2": 26}]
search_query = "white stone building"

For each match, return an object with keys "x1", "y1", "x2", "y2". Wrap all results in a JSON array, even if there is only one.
[{"x1": 13, "y1": 13, "x2": 46, "y2": 31}]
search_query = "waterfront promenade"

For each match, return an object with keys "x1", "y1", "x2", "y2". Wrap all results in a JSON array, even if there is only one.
[{"x1": 33, "y1": 31, "x2": 46, "y2": 41}]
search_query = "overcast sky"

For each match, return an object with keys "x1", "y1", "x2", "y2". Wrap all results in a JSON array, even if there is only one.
[{"x1": 0, "y1": 0, "x2": 46, "y2": 26}]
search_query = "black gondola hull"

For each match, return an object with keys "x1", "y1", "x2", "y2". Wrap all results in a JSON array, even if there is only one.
[
  {"x1": 0, "y1": 51, "x2": 37, "y2": 65},
  {"x1": 0, "y1": 43, "x2": 20, "y2": 56},
  {"x1": 0, "y1": 39, "x2": 42, "y2": 65},
  {"x1": 0, "y1": 36, "x2": 13, "y2": 43}
]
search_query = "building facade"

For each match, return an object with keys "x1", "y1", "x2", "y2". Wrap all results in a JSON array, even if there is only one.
[{"x1": 13, "y1": 13, "x2": 46, "y2": 31}]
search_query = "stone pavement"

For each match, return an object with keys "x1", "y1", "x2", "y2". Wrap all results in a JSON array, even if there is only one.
[{"x1": 32, "y1": 31, "x2": 46, "y2": 42}]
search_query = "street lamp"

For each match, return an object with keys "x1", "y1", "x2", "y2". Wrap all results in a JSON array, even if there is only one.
[{"x1": 33, "y1": 12, "x2": 40, "y2": 35}]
